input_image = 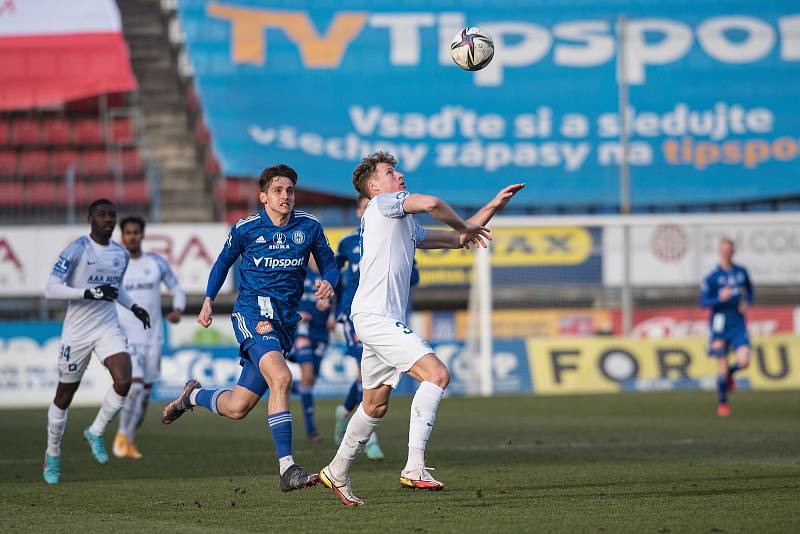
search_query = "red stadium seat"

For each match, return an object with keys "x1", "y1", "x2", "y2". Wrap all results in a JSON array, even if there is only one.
[
  {"x1": 51, "y1": 150, "x2": 80, "y2": 175},
  {"x1": 73, "y1": 118, "x2": 103, "y2": 145},
  {"x1": 12, "y1": 117, "x2": 41, "y2": 145},
  {"x1": 123, "y1": 179, "x2": 149, "y2": 204},
  {"x1": 0, "y1": 120, "x2": 9, "y2": 146},
  {"x1": 225, "y1": 178, "x2": 254, "y2": 203},
  {"x1": 18, "y1": 151, "x2": 50, "y2": 175},
  {"x1": 42, "y1": 118, "x2": 73, "y2": 145},
  {"x1": 0, "y1": 151, "x2": 17, "y2": 175},
  {"x1": 79, "y1": 150, "x2": 111, "y2": 176},
  {"x1": 225, "y1": 208, "x2": 251, "y2": 226},
  {"x1": 120, "y1": 148, "x2": 143, "y2": 174},
  {"x1": 27, "y1": 179, "x2": 66, "y2": 206},
  {"x1": 90, "y1": 180, "x2": 118, "y2": 201},
  {"x1": 111, "y1": 118, "x2": 135, "y2": 144},
  {"x1": 74, "y1": 178, "x2": 93, "y2": 204},
  {"x1": 205, "y1": 152, "x2": 221, "y2": 175},
  {"x1": 0, "y1": 182, "x2": 24, "y2": 206}
]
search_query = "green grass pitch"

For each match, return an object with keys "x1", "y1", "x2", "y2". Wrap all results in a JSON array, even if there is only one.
[{"x1": 1, "y1": 391, "x2": 799, "y2": 533}]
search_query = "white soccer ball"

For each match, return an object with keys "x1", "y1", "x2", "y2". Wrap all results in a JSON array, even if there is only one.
[{"x1": 450, "y1": 27, "x2": 494, "y2": 71}]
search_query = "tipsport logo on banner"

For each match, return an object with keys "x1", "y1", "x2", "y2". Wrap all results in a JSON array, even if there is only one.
[
  {"x1": 179, "y1": 1, "x2": 800, "y2": 206},
  {"x1": 527, "y1": 336, "x2": 800, "y2": 395}
]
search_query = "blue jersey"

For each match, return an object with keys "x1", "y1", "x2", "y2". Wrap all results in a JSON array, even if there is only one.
[
  {"x1": 335, "y1": 228, "x2": 419, "y2": 320},
  {"x1": 700, "y1": 263, "x2": 753, "y2": 335},
  {"x1": 298, "y1": 266, "x2": 332, "y2": 343},
  {"x1": 206, "y1": 209, "x2": 338, "y2": 326}
]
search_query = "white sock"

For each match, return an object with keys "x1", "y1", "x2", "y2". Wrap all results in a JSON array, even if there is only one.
[
  {"x1": 405, "y1": 381, "x2": 444, "y2": 471},
  {"x1": 279, "y1": 455, "x2": 295, "y2": 475},
  {"x1": 329, "y1": 404, "x2": 381, "y2": 481},
  {"x1": 46, "y1": 403, "x2": 68, "y2": 457},
  {"x1": 89, "y1": 388, "x2": 126, "y2": 436},
  {"x1": 119, "y1": 382, "x2": 145, "y2": 441}
]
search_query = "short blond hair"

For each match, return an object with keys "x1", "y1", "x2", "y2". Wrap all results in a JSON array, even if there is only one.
[{"x1": 352, "y1": 151, "x2": 396, "y2": 198}]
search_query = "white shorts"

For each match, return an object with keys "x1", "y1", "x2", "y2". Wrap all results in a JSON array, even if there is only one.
[
  {"x1": 352, "y1": 313, "x2": 433, "y2": 390},
  {"x1": 130, "y1": 342, "x2": 161, "y2": 383},
  {"x1": 58, "y1": 327, "x2": 130, "y2": 384}
]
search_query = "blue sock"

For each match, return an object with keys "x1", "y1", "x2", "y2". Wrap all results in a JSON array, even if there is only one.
[
  {"x1": 297, "y1": 385, "x2": 316, "y2": 436},
  {"x1": 267, "y1": 411, "x2": 293, "y2": 459},
  {"x1": 729, "y1": 362, "x2": 741, "y2": 375},
  {"x1": 290, "y1": 381, "x2": 299, "y2": 395},
  {"x1": 717, "y1": 374, "x2": 728, "y2": 404},
  {"x1": 343, "y1": 380, "x2": 362, "y2": 412},
  {"x1": 194, "y1": 388, "x2": 227, "y2": 415}
]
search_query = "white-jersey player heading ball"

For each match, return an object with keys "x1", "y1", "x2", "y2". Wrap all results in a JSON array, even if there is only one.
[{"x1": 319, "y1": 151, "x2": 524, "y2": 506}]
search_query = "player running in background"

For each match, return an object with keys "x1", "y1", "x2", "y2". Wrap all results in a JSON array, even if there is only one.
[
  {"x1": 700, "y1": 237, "x2": 753, "y2": 417},
  {"x1": 43, "y1": 199, "x2": 151, "y2": 484},
  {"x1": 160, "y1": 164, "x2": 338, "y2": 492},
  {"x1": 319, "y1": 151, "x2": 523, "y2": 505},
  {"x1": 333, "y1": 195, "x2": 419, "y2": 460},
  {"x1": 113, "y1": 216, "x2": 186, "y2": 459},
  {"x1": 291, "y1": 259, "x2": 333, "y2": 443}
]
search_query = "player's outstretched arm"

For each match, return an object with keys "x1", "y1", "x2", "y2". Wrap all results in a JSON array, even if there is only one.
[
  {"x1": 403, "y1": 194, "x2": 469, "y2": 232},
  {"x1": 467, "y1": 183, "x2": 525, "y2": 227}
]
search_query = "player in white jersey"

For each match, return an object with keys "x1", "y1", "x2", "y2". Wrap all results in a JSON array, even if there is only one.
[
  {"x1": 42, "y1": 199, "x2": 151, "y2": 484},
  {"x1": 320, "y1": 152, "x2": 523, "y2": 505},
  {"x1": 112, "y1": 216, "x2": 186, "y2": 459}
]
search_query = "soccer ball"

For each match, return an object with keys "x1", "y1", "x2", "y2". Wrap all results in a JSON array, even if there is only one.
[{"x1": 450, "y1": 27, "x2": 495, "y2": 71}]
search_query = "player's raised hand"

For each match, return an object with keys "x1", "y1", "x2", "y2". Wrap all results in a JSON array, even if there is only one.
[
  {"x1": 197, "y1": 297, "x2": 213, "y2": 328},
  {"x1": 487, "y1": 183, "x2": 525, "y2": 211},
  {"x1": 315, "y1": 279, "x2": 334, "y2": 299},
  {"x1": 459, "y1": 222, "x2": 491, "y2": 249},
  {"x1": 132, "y1": 304, "x2": 151, "y2": 329}
]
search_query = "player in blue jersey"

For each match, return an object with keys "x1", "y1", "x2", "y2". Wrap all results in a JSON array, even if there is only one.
[
  {"x1": 160, "y1": 164, "x2": 338, "y2": 492},
  {"x1": 700, "y1": 238, "x2": 753, "y2": 417},
  {"x1": 290, "y1": 259, "x2": 333, "y2": 443},
  {"x1": 333, "y1": 195, "x2": 420, "y2": 460}
]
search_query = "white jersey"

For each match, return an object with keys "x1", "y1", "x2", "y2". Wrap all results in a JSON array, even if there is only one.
[
  {"x1": 351, "y1": 191, "x2": 427, "y2": 321},
  {"x1": 49, "y1": 236, "x2": 129, "y2": 346},
  {"x1": 116, "y1": 252, "x2": 185, "y2": 345}
]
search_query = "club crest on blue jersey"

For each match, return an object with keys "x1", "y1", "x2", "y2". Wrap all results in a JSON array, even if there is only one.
[{"x1": 292, "y1": 230, "x2": 305, "y2": 244}]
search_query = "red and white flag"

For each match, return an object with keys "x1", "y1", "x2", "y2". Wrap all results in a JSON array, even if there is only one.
[{"x1": 0, "y1": 0, "x2": 137, "y2": 110}]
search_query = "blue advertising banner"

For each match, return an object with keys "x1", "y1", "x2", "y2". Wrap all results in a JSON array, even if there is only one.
[
  {"x1": 177, "y1": 0, "x2": 800, "y2": 206},
  {"x1": 0, "y1": 322, "x2": 533, "y2": 406}
]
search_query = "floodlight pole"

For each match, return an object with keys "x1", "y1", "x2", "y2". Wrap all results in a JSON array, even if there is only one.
[{"x1": 617, "y1": 14, "x2": 633, "y2": 336}]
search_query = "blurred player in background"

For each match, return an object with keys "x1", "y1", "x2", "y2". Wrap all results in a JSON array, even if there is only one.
[
  {"x1": 112, "y1": 216, "x2": 186, "y2": 459},
  {"x1": 160, "y1": 164, "x2": 338, "y2": 492},
  {"x1": 42, "y1": 199, "x2": 151, "y2": 484},
  {"x1": 319, "y1": 151, "x2": 523, "y2": 505},
  {"x1": 290, "y1": 258, "x2": 333, "y2": 443},
  {"x1": 333, "y1": 195, "x2": 419, "y2": 460},
  {"x1": 700, "y1": 238, "x2": 753, "y2": 417}
]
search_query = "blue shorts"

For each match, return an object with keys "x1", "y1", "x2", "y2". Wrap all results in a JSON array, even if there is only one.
[
  {"x1": 340, "y1": 317, "x2": 363, "y2": 363},
  {"x1": 288, "y1": 338, "x2": 328, "y2": 375},
  {"x1": 230, "y1": 311, "x2": 296, "y2": 396},
  {"x1": 708, "y1": 329, "x2": 750, "y2": 357}
]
